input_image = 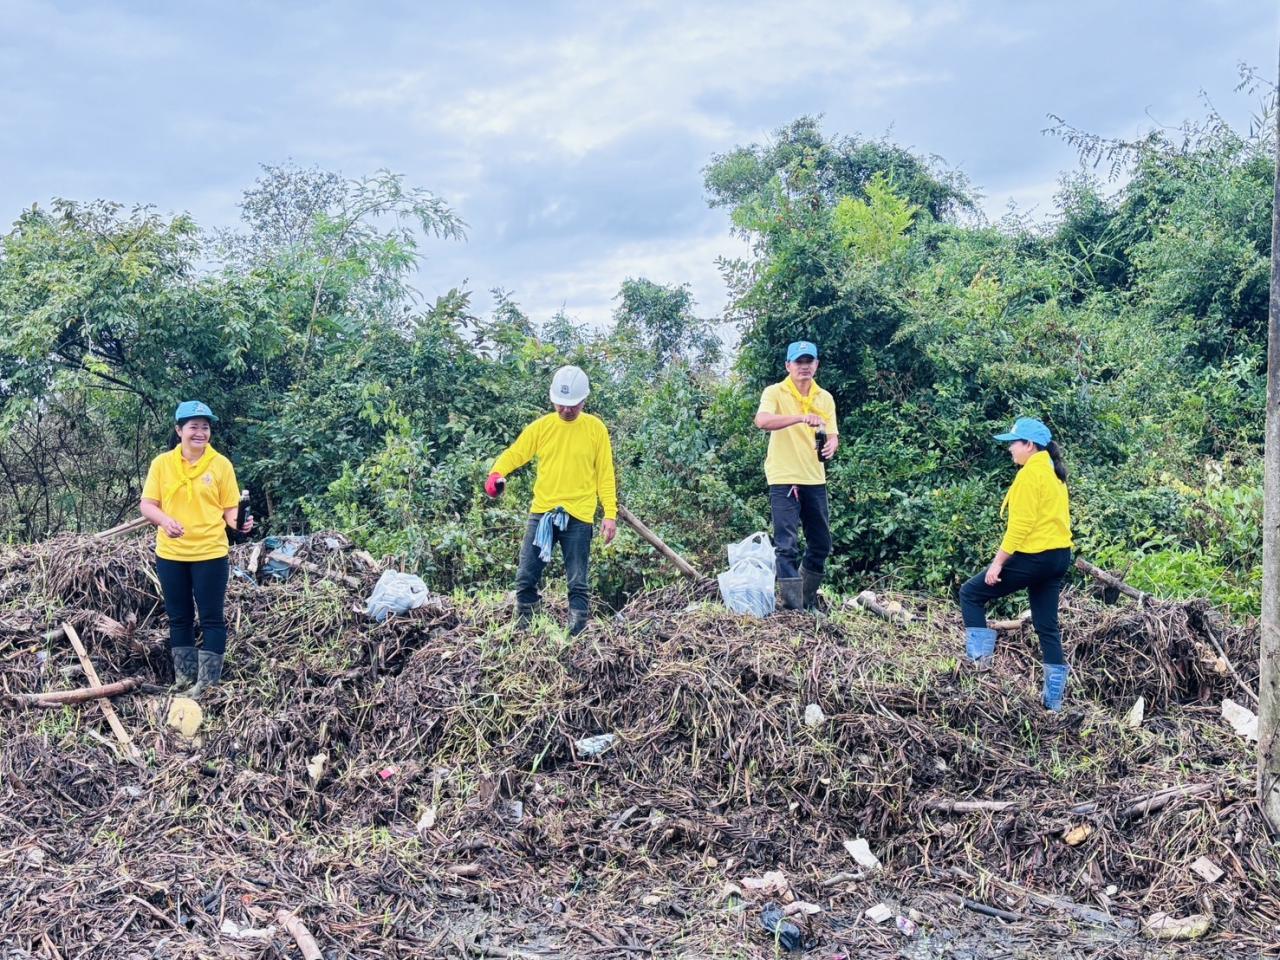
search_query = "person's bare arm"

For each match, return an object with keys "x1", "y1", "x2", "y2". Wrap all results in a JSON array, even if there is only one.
[
  {"x1": 754, "y1": 412, "x2": 826, "y2": 431},
  {"x1": 140, "y1": 499, "x2": 184, "y2": 538}
]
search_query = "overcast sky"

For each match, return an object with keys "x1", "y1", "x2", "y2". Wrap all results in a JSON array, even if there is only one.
[{"x1": 0, "y1": 0, "x2": 1275, "y2": 328}]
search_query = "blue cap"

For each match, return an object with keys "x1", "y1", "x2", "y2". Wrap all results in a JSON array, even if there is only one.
[
  {"x1": 786, "y1": 341, "x2": 818, "y2": 362},
  {"x1": 994, "y1": 417, "x2": 1050, "y2": 446},
  {"x1": 174, "y1": 400, "x2": 218, "y2": 423}
]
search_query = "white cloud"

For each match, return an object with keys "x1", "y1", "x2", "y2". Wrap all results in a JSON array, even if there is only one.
[
  {"x1": 508, "y1": 228, "x2": 751, "y2": 328},
  {"x1": 335, "y1": 0, "x2": 960, "y2": 159}
]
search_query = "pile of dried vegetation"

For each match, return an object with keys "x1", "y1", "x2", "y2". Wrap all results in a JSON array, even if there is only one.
[{"x1": 0, "y1": 533, "x2": 1273, "y2": 959}]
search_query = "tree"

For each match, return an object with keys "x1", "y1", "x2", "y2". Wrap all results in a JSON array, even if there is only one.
[{"x1": 1260, "y1": 46, "x2": 1280, "y2": 833}]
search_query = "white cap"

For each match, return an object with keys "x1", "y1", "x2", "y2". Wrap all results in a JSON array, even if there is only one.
[{"x1": 549, "y1": 365, "x2": 590, "y2": 406}]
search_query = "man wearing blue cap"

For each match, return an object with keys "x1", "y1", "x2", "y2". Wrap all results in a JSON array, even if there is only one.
[
  {"x1": 958, "y1": 417, "x2": 1074, "y2": 711},
  {"x1": 754, "y1": 341, "x2": 839, "y2": 610}
]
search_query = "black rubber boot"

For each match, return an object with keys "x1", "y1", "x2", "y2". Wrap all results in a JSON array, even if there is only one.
[
  {"x1": 186, "y1": 651, "x2": 224, "y2": 699},
  {"x1": 801, "y1": 567, "x2": 824, "y2": 612},
  {"x1": 777, "y1": 578, "x2": 803, "y2": 611},
  {"x1": 171, "y1": 646, "x2": 197, "y2": 689},
  {"x1": 567, "y1": 609, "x2": 589, "y2": 637},
  {"x1": 515, "y1": 602, "x2": 537, "y2": 630}
]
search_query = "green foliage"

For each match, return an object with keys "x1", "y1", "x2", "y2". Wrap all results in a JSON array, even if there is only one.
[{"x1": 832, "y1": 172, "x2": 919, "y2": 264}]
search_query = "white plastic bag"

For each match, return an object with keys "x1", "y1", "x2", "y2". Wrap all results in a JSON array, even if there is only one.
[
  {"x1": 363, "y1": 570, "x2": 431, "y2": 621},
  {"x1": 718, "y1": 532, "x2": 776, "y2": 617}
]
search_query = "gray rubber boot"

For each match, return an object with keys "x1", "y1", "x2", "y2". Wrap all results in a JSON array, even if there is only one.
[
  {"x1": 800, "y1": 568, "x2": 824, "y2": 612},
  {"x1": 567, "y1": 609, "x2": 589, "y2": 637},
  {"x1": 170, "y1": 646, "x2": 198, "y2": 689},
  {"x1": 515, "y1": 602, "x2": 537, "y2": 630},
  {"x1": 778, "y1": 578, "x2": 803, "y2": 611},
  {"x1": 186, "y1": 651, "x2": 224, "y2": 699}
]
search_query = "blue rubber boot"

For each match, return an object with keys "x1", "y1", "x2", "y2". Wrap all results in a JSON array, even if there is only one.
[
  {"x1": 1042, "y1": 662, "x2": 1069, "y2": 712},
  {"x1": 964, "y1": 627, "x2": 997, "y2": 668}
]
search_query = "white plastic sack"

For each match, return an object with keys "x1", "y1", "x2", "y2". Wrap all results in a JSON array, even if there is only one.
[
  {"x1": 719, "y1": 532, "x2": 776, "y2": 617},
  {"x1": 364, "y1": 570, "x2": 431, "y2": 621}
]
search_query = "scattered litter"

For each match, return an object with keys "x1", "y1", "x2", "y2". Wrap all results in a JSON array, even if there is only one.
[
  {"x1": 219, "y1": 918, "x2": 277, "y2": 942},
  {"x1": 574, "y1": 733, "x2": 618, "y2": 757},
  {"x1": 363, "y1": 570, "x2": 432, "y2": 621},
  {"x1": 1105, "y1": 885, "x2": 1118, "y2": 897},
  {"x1": 759, "y1": 902, "x2": 804, "y2": 951},
  {"x1": 781, "y1": 901, "x2": 821, "y2": 917},
  {"x1": 1190, "y1": 856, "x2": 1224, "y2": 883},
  {"x1": 165, "y1": 697, "x2": 203, "y2": 738},
  {"x1": 641, "y1": 893, "x2": 663, "y2": 907},
  {"x1": 718, "y1": 532, "x2": 776, "y2": 618},
  {"x1": 1125, "y1": 696, "x2": 1145, "y2": 728},
  {"x1": 416, "y1": 806, "x2": 437, "y2": 833},
  {"x1": 1143, "y1": 911, "x2": 1212, "y2": 940},
  {"x1": 895, "y1": 914, "x2": 918, "y2": 936},
  {"x1": 843, "y1": 838, "x2": 881, "y2": 871},
  {"x1": 306, "y1": 753, "x2": 327, "y2": 783},
  {"x1": 740, "y1": 870, "x2": 790, "y2": 899},
  {"x1": 1063, "y1": 824, "x2": 1093, "y2": 846},
  {"x1": 377, "y1": 765, "x2": 399, "y2": 780},
  {"x1": 865, "y1": 903, "x2": 893, "y2": 924},
  {"x1": 1222, "y1": 699, "x2": 1259, "y2": 742},
  {"x1": 803, "y1": 703, "x2": 825, "y2": 727},
  {"x1": 506, "y1": 800, "x2": 524, "y2": 824}
]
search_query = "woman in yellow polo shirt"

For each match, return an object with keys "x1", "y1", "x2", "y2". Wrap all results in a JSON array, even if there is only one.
[
  {"x1": 139, "y1": 401, "x2": 253, "y2": 696},
  {"x1": 959, "y1": 417, "x2": 1073, "y2": 711}
]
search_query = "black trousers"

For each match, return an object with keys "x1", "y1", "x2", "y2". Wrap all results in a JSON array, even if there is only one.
[
  {"x1": 514, "y1": 514, "x2": 593, "y2": 612},
  {"x1": 768, "y1": 484, "x2": 831, "y2": 580},
  {"x1": 155, "y1": 556, "x2": 229, "y2": 655},
  {"x1": 959, "y1": 548, "x2": 1072, "y2": 665}
]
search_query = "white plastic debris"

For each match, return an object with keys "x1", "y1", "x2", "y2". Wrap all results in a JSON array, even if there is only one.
[
  {"x1": 306, "y1": 752, "x2": 327, "y2": 783},
  {"x1": 219, "y1": 919, "x2": 277, "y2": 941},
  {"x1": 363, "y1": 570, "x2": 432, "y2": 621},
  {"x1": 804, "y1": 703, "x2": 826, "y2": 727},
  {"x1": 416, "y1": 806, "x2": 437, "y2": 833},
  {"x1": 1125, "y1": 696, "x2": 1145, "y2": 729},
  {"x1": 1143, "y1": 911, "x2": 1212, "y2": 941},
  {"x1": 782, "y1": 901, "x2": 822, "y2": 917},
  {"x1": 843, "y1": 838, "x2": 882, "y2": 871},
  {"x1": 1190, "y1": 856, "x2": 1224, "y2": 883},
  {"x1": 574, "y1": 733, "x2": 618, "y2": 757},
  {"x1": 1222, "y1": 699, "x2": 1259, "y2": 742},
  {"x1": 895, "y1": 914, "x2": 918, "y2": 936},
  {"x1": 865, "y1": 903, "x2": 893, "y2": 924},
  {"x1": 739, "y1": 870, "x2": 790, "y2": 899}
]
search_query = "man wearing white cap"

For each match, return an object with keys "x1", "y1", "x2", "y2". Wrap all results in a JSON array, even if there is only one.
[
  {"x1": 485, "y1": 365, "x2": 618, "y2": 635},
  {"x1": 754, "y1": 340, "x2": 839, "y2": 611}
]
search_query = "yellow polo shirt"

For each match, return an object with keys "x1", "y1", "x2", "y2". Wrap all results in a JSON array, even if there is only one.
[
  {"x1": 141, "y1": 446, "x2": 241, "y2": 561},
  {"x1": 491, "y1": 412, "x2": 618, "y2": 524},
  {"x1": 999, "y1": 451, "x2": 1073, "y2": 555},
  {"x1": 757, "y1": 378, "x2": 839, "y2": 485}
]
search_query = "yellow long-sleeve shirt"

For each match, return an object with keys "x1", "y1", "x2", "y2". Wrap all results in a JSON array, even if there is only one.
[
  {"x1": 491, "y1": 412, "x2": 617, "y2": 524},
  {"x1": 998, "y1": 450, "x2": 1073, "y2": 555}
]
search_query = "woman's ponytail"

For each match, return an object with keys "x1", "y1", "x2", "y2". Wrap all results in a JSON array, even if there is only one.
[{"x1": 1044, "y1": 440, "x2": 1068, "y2": 483}]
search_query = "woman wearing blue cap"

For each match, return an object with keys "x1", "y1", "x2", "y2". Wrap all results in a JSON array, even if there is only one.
[
  {"x1": 959, "y1": 417, "x2": 1073, "y2": 710},
  {"x1": 139, "y1": 401, "x2": 253, "y2": 697}
]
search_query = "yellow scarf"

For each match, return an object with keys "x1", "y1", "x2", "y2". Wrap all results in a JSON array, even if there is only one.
[
  {"x1": 163, "y1": 444, "x2": 218, "y2": 505},
  {"x1": 782, "y1": 376, "x2": 820, "y2": 415}
]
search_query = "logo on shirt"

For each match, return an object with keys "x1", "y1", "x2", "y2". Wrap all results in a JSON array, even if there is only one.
[{"x1": 202, "y1": 473, "x2": 213, "y2": 486}]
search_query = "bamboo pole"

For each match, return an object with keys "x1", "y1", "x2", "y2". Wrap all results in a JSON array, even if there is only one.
[
  {"x1": 617, "y1": 505, "x2": 707, "y2": 585},
  {"x1": 94, "y1": 516, "x2": 149, "y2": 539},
  {"x1": 264, "y1": 551, "x2": 362, "y2": 590},
  {"x1": 1073, "y1": 557, "x2": 1149, "y2": 604},
  {"x1": 12, "y1": 678, "x2": 140, "y2": 706},
  {"x1": 62, "y1": 624, "x2": 143, "y2": 763}
]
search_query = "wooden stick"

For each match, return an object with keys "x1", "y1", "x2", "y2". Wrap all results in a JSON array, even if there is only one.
[
  {"x1": 1199, "y1": 617, "x2": 1258, "y2": 706},
  {"x1": 265, "y1": 551, "x2": 362, "y2": 589},
  {"x1": 1074, "y1": 557, "x2": 1149, "y2": 604},
  {"x1": 924, "y1": 798, "x2": 1019, "y2": 813},
  {"x1": 275, "y1": 910, "x2": 323, "y2": 960},
  {"x1": 617, "y1": 505, "x2": 707, "y2": 584},
  {"x1": 95, "y1": 516, "x2": 150, "y2": 539},
  {"x1": 990, "y1": 612, "x2": 1032, "y2": 632},
  {"x1": 943, "y1": 893, "x2": 1022, "y2": 922},
  {"x1": 13, "y1": 678, "x2": 140, "y2": 706},
  {"x1": 62, "y1": 624, "x2": 142, "y2": 763},
  {"x1": 1120, "y1": 782, "x2": 1215, "y2": 820}
]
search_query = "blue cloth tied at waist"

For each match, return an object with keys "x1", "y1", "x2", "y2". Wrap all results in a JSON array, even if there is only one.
[{"x1": 534, "y1": 507, "x2": 570, "y2": 562}]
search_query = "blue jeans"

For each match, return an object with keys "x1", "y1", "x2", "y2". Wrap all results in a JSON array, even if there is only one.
[
  {"x1": 768, "y1": 484, "x2": 831, "y2": 579},
  {"x1": 155, "y1": 555, "x2": 229, "y2": 655},
  {"x1": 515, "y1": 514, "x2": 593, "y2": 612},
  {"x1": 959, "y1": 548, "x2": 1072, "y2": 665}
]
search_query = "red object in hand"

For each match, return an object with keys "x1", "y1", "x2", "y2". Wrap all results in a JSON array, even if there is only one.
[{"x1": 484, "y1": 472, "x2": 506, "y2": 497}]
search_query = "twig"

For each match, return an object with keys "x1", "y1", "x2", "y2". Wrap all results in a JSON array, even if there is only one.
[
  {"x1": 820, "y1": 870, "x2": 868, "y2": 887},
  {"x1": 924, "y1": 798, "x2": 1019, "y2": 813},
  {"x1": 943, "y1": 892, "x2": 1023, "y2": 922},
  {"x1": 1200, "y1": 616, "x2": 1258, "y2": 706},
  {"x1": 95, "y1": 516, "x2": 150, "y2": 538},
  {"x1": 990, "y1": 612, "x2": 1031, "y2": 632},
  {"x1": 275, "y1": 909, "x2": 323, "y2": 960},
  {"x1": 1120, "y1": 782, "x2": 1216, "y2": 820}
]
